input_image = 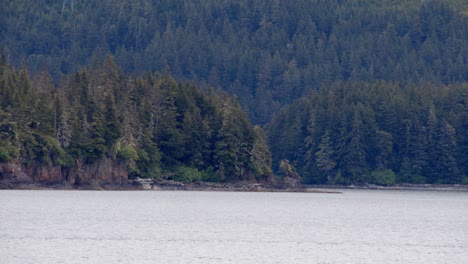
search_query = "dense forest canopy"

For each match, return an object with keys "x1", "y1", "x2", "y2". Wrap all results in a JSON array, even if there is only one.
[
  {"x1": 0, "y1": 56, "x2": 272, "y2": 183},
  {"x1": 2, "y1": 0, "x2": 467, "y2": 123},
  {"x1": 1, "y1": 0, "x2": 467, "y2": 185},
  {"x1": 267, "y1": 81, "x2": 467, "y2": 185}
]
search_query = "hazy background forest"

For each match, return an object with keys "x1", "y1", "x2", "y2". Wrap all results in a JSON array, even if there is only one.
[{"x1": 0, "y1": 0, "x2": 467, "y2": 185}]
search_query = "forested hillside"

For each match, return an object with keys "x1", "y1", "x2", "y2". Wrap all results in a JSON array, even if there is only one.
[
  {"x1": 1, "y1": 0, "x2": 467, "y2": 186},
  {"x1": 0, "y1": 56, "x2": 272, "y2": 184},
  {"x1": 2, "y1": 0, "x2": 467, "y2": 123},
  {"x1": 268, "y1": 82, "x2": 467, "y2": 184}
]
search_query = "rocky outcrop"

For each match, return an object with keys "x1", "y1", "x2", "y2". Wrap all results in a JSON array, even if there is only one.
[
  {"x1": 0, "y1": 158, "x2": 128, "y2": 188},
  {"x1": 278, "y1": 159, "x2": 301, "y2": 188},
  {"x1": 0, "y1": 162, "x2": 34, "y2": 185},
  {"x1": 24, "y1": 162, "x2": 63, "y2": 184},
  {"x1": 65, "y1": 158, "x2": 127, "y2": 186}
]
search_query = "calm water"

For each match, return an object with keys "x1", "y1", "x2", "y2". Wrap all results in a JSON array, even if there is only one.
[{"x1": 0, "y1": 190, "x2": 467, "y2": 264}]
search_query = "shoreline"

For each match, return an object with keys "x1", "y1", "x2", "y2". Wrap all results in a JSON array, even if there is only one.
[
  {"x1": 1, "y1": 178, "x2": 468, "y2": 193},
  {"x1": 0, "y1": 180, "x2": 341, "y2": 194},
  {"x1": 304, "y1": 184, "x2": 468, "y2": 192}
]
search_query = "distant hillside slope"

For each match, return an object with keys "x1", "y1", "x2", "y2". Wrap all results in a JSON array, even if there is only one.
[{"x1": 2, "y1": 0, "x2": 467, "y2": 123}]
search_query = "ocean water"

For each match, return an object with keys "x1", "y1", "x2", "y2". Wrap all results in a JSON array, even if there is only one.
[{"x1": 0, "y1": 190, "x2": 467, "y2": 264}]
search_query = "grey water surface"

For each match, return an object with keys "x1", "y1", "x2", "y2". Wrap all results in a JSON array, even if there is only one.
[{"x1": 1, "y1": 190, "x2": 467, "y2": 264}]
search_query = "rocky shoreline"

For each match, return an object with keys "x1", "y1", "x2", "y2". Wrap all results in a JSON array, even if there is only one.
[
  {"x1": 2, "y1": 177, "x2": 468, "y2": 193},
  {"x1": 0, "y1": 178, "x2": 341, "y2": 193},
  {"x1": 132, "y1": 178, "x2": 343, "y2": 193},
  {"x1": 2, "y1": 160, "x2": 466, "y2": 193}
]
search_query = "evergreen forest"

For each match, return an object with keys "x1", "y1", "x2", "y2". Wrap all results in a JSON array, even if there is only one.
[
  {"x1": 1, "y1": 0, "x2": 467, "y2": 185},
  {"x1": 268, "y1": 81, "x2": 467, "y2": 184},
  {"x1": 0, "y1": 56, "x2": 272, "y2": 183}
]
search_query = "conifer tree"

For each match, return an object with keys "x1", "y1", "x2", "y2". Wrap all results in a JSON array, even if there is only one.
[
  {"x1": 251, "y1": 125, "x2": 273, "y2": 182},
  {"x1": 315, "y1": 131, "x2": 337, "y2": 184}
]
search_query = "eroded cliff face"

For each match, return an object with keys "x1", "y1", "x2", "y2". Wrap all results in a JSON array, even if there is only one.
[
  {"x1": 0, "y1": 162, "x2": 34, "y2": 185},
  {"x1": 0, "y1": 158, "x2": 128, "y2": 187},
  {"x1": 66, "y1": 158, "x2": 127, "y2": 185}
]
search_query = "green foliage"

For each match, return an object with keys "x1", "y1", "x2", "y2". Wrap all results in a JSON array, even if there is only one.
[
  {"x1": 0, "y1": 147, "x2": 9, "y2": 162},
  {"x1": 42, "y1": 135, "x2": 69, "y2": 167},
  {"x1": 462, "y1": 177, "x2": 468, "y2": 185},
  {"x1": 315, "y1": 131, "x2": 337, "y2": 183},
  {"x1": 0, "y1": 144, "x2": 18, "y2": 162},
  {"x1": 370, "y1": 170, "x2": 396, "y2": 186},
  {"x1": 200, "y1": 167, "x2": 218, "y2": 182},
  {"x1": 169, "y1": 166, "x2": 218, "y2": 183},
  {"x1": 172, "y1": 166, "x2": 203, "y2": 183},
  {"x1": 251, "y1": 126, "x2": 273, "y2": 180},
  {"x1": 334, "y1": 170, "x2": 347, "y2": 186},
  {"x1": 0, "y1": 116, "x2": 19, "y2": 162},
  {"x1": 213, "y1": 96, "x2": 257, "y2": 181},
  {"x1": 135, "y1": 145, "x2": 161, "y2": 179},
  {"x1": 409, "y1": 175, "x2": 428, "y2": 184},
  {"x1": 117, "y1": 146, "x2": 139, "y2": 161},
  {"x1": 279, "y1": 159, "x2": 299, "y2": 179}
]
